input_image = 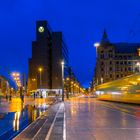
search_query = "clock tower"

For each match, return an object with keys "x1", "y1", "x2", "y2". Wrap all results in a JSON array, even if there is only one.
[
  {"x1": 28, "y1": 20, "x2": 69, "y2": 93},
  {"x1": 36, "y1": 21, "x2": 49, "y2": 41}
]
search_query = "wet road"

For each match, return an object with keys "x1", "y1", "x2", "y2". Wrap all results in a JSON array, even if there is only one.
[{"x1": 65, "y1": 97, "x2": 140, "y2": 140}]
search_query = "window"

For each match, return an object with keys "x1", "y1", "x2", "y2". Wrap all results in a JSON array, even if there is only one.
[
  {"x1": 120, "y1": 62, "x2": 123, "y2": 65},
  {"x1": 128, "y1": 67, "x2": 131, "y2": 71},
  {"x1": 100, "y1": 54, "x2": 104, "y2": 59},
  {"x1": 110, "y1": 67, "x2": 113, "y2": 71},
  {"x1": 123, "y1": 56, "x2": 127, "y2": 59},
  {"x1": 101, "y1": 68, "x2": 104, "y2": 71},
  {"x1": 109, "y1": 54, "x2": 113, "y2": 58},
  {"x1": 119, "y1": 56, "x2": 122, "y2": 59},
  {"x1": 101, "y1": 62, "x2": 104, "y2": 65},
  {"x1": 128, "y1": 61, "x2": 131, "y2": 65},
  {"x1": 116, "y1": 67, "x2": 119, "y2": 71}
]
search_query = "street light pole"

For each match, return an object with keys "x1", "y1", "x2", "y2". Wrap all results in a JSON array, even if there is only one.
[
  {"x1": 136, "y1": 62, "x2": 140, "y2": 73},
  {"x1": 38, "y1": 68, "x2": 43, "y2": 89},
  {"x1": 61, "y1": 61, "x2": 64, "y2": 101},
  {"x1": 94, "y1": 42, "x2": 100, "y2": 58},
  {"x1": 40, "y1": 71, "x2": 42, "y2": 88}
]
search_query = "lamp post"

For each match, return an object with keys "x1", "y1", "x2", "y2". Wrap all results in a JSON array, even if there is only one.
[
  {"x1": 38, "y1": 67, "x2": 43, "y2": 89},
  {"x1": 94, "y1": 42, "x2": 100, "y2": 58},
  {"x1": 136, "y1": 62, "x2": 140, "y2": 73},
  {"x1": 11, "y1": 72, "x2": 21, "y2": 89},
  {"x1": 11, "y1": 72, "x2": 22, "y2": 100},
  {"x1": 66, "y1": 77, "x2": 70, "y2": 99},
  {"x1": 61, "y1": 61, "x2": 64, "y2": 101}
]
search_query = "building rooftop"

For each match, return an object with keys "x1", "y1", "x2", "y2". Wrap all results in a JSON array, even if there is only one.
[
  {"x1": 113, "y1": 43, "x2": 140, "y2": 53},
  {"x1": 100, "y1": 30, "x2": 140, "y2": 54}
]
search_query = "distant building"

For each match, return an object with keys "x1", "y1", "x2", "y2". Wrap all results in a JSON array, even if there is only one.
[
  {"x1": 64, "y1": 67, "x2": 82, "y2": 94},
  {"x1": 0, "y1": 76, "x2": 10, "y2": 97},
  {"x1": 28, "y1": 21, "x2": 69, "y2": 95},
  {"x1": 94, "y1": 30, "x2": 140, "y2": 85}
]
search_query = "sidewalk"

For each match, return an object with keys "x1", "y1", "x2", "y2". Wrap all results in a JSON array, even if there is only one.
[{"x1": 14, "y1": 102, "x2": 64, "y2": 140}]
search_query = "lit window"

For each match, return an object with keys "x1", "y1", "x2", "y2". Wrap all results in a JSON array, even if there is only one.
[{"x1": 138, "y1": 48, "x2": 140, "y2": 56}]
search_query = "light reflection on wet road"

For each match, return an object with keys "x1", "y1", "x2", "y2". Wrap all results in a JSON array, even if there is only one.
[
  {"x1": 65, "y1": 97, "x2": 140, "y2": 140},
  {"x1": 0, "y1": 98, "x2": 51, "y2": 140}
]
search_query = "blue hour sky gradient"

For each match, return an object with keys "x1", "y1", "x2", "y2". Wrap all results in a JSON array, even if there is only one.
[{"x1": 0, "y1": 0, "x2": 140, "y2": 87}]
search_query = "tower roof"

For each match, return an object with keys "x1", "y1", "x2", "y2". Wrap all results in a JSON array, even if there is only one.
[{"x1": 101, "y1": 29, "x2": 110, "y2": 45}]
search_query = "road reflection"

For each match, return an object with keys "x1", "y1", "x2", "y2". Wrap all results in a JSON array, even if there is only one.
[
  {"x1": 13, "y1": 111, "x2": 21, "y2": 131},
  {"x1": 0, "y1": 101, "x2": 49, "y2": 140},
  {"x1": 66, "y1": 97, "x2": 140, "y2": 140}
]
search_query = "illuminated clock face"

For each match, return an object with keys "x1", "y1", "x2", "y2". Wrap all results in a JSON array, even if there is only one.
[{"x1": 38, "y1": 26, "x2": 44, "y2": 33}]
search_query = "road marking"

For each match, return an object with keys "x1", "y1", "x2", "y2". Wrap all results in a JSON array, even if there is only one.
[
  {"x1": 13, "y1": 110, "x2": 48, "y2": 140},
  {"x1": 32, "y1": 119, "x2": 48, "y2": 139},
  {"x1": 45, "y1": 103, "x2": 62, "y2": 140},
  {"x1": 63, "y1": 103, "x2": 66, "y2": 140}
]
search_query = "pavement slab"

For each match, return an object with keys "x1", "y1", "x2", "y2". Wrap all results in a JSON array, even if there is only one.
[
  {"x1": 65, "y1": 98, "x2": 140, "y2": 140},
  {"x1": 14, "y1": 102, "x2": 62, "y2": 140}
]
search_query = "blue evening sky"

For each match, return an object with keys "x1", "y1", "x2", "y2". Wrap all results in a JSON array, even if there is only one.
[{"x1": 0, "y1": 0, "x2": 140, "y2": 87}]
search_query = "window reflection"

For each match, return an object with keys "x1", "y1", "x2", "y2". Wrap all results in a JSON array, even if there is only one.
[{"x1": 13, "y1": 111, "x2": 21, "y2": 131}]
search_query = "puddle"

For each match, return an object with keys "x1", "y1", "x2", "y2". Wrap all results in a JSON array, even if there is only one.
[{"x1": 0, "y1": 104, "x2": 49, "y2": 140}]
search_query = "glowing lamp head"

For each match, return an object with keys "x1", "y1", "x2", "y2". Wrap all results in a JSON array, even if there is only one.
[
  {"x1": 61, "y1": 61, "x2": 64, "y2": 65},
  {"x1": 12, "y1": 72, "x2": 20, "y2": 77},
  {"x1": 32, "y1": 78, "x2": 36, "y2": 82},
  {"x1": 66, "y1": 77, "x2": 70, "y2": 81},
  {"x1": 136, "y1": 62, "x2": 140, "y2": 66},
  {"x1": 16, "y1": 73, "x2": 20, "y2": 77},
  {"x1": 38, "y1": 67, "x2": 43, "y2": 72},
  {"x1": 94, "y1": 42, "x2": 100, "y2": 47}
]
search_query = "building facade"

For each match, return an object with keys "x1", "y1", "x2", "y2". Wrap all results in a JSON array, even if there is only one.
[
  {"x1": 0, "y1": 76, "x2": 10, "y2": 97},
  {"x1": 64, "y1": 67, "x2": 84, "y2": 95},
  {"x1": 28, "y1": 20, "x2": 69, "y2": 93},
  {"x1": 94, "y1": 30, "x2": 140, "y2": 86}
]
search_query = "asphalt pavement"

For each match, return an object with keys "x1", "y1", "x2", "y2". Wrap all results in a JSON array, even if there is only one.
[
  {"x1": 65, "y1": 97, "x2": 140, "y2": 140},
  {"x1": 1, "y1": 97, "x2": 140, "y2": 140}
]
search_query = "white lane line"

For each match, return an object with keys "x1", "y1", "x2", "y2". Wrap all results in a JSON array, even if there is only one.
[
  {"x1": 32, "y1": 119, "x2": 48, "y2": 139},
  {"x1": 63, "y1": 103, "x2": 66, "y2": 140},
  {"x1": 45, "y1": 103, "x2": 62, "y2": 140}
]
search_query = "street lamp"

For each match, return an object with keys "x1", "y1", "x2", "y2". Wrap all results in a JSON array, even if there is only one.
[
  {"x1": 136, "y1": 62, "x2": 140, "y2": 73},
  {"x1": 11, "y1": 72, "x2": 21, "y2": 88},
  {"x1": 101, "y1": 77, "x2": 103, "y2": 84},
  {"x1": 38, "y1": 67, "x2": 43, "y2": 89},
  {"x1": 32, "y1": 78, "x2": 36, "y2": 82},
  {"x1": 66, "y1": 77, "x2": 70, "y2": 81},
  {"x1": 11, "y1": 72, "x2": 22, "y2": 100},
  {"x1": 94, "y1": 42, "x2": 100, "y2": 58},
  {"x1": 61, "y1": 61, "x2": 64, "y2": 101}
]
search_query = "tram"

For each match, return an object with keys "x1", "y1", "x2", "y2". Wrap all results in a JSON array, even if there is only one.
[{"x1": 96, "y1": 73, "x2": 140, "y2": 104}]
